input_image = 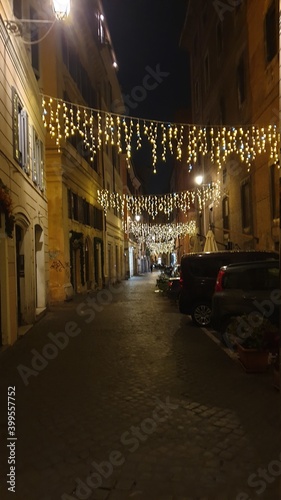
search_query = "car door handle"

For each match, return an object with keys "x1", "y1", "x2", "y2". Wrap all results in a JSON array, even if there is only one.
[{"x1": 243, "y1": 295, "x2": 256, "y2": 300}]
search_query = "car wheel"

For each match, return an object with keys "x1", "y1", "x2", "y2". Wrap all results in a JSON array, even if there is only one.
[{"x1": 192, "y1": 303, "x2": 212, "y2": 327}]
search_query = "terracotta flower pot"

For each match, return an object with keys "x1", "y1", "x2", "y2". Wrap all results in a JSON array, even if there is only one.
[{"x1": 236, "y1": 343, "x2": 269, "y2": 373}]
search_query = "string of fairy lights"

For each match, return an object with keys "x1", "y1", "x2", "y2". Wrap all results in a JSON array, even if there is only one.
[
  {"x1": 41, "y1": 94, "x2": 280, "y2": 253},
  {"x1": 127, "y1": 219, "x2": 197, "y2": 244},
  {"x1": 148, "y1": 241, "x2": 177, "y2": 254},
  {"x1": 42, "y1": 95, "x2": 280, "y2": 174},
  {"x1": 97, "y1": 183, "x2": 220, "y2": 219},
  {"x1": 126, "y1": 220, "x2": 197, "y2": 255}
]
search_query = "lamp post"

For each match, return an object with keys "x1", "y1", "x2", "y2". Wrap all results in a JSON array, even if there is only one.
[{"x1": 194, "y1": 174, "x2": 205, "y2": 240}]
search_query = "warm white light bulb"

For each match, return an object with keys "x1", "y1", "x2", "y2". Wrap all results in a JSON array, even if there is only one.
[
  {"x1": 52, "y1": 0, "x2": 70, "y2": 20},
  {"x1": 195, "y1": 175, "x2": 203, "y2": 185}
]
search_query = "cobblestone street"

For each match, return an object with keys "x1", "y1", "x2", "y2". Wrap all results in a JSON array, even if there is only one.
[{"x1": 0, "y1": 272, "x2": 280, "y2": 500}]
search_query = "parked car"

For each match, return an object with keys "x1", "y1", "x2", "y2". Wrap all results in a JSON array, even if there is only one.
[
  {"x1": 178, "y1": 250, "x2": 278, "y2": 327},
  {"x1": 166, "y1": 277, "x2": 181, "y2": 300},
  {"x1": 211, "y1": 260, "x2": 280, "y2": 331}
]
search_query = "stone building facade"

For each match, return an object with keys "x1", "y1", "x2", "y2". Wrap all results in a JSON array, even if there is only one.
[
  {"x1": 0, "y1": 0, "x2": 49, "y2": 345},
  {"x1": 180, "y1": 0, "x2": 279, "y2": 252},
  {"x1": 0, "y1": 0, "x2": 128, "y2": 344},
  {"x1": 40, "y1": 0, "x2": 125, "y2": 300}
]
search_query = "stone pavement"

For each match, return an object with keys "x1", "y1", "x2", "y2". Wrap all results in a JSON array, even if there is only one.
[{"x1": 0, "y1": 272, "x2": 280, "y2": 500}]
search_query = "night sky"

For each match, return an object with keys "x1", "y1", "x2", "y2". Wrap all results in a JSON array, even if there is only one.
[{"x1": 102, "y1": 0, "x2": 191, "y2": 194}]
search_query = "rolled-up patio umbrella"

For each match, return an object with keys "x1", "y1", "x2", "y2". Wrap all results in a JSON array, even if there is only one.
[{"x1": 203, "y1": 229, "x2": 218, "y2": 252}]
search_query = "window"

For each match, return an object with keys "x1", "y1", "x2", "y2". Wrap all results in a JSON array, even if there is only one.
[
  {"x1": 94, "y1": 207, "x2": 103, "y2": 230},
  {"x1": 12, "y1": 88, "x2": 29, "y2": 172},
  {"x1": 270, "y1": 164, "x2": 279, "y2": 219},
  {"x1": 31, "y1": 128, "x2": 44, "y2": 190},
  {"x1": 72, "y1": 193, "x2": 78, "y2": 220},
  {"x1": 204, "y1": 52, "x2": 210, "y2": 90},
  {"x1": 67, "y1": 189, "x2": 72, "y2": 218},
  {"x1": 62, "y1": 37, "x2": 97, "y2": 108},
  {"x1": 77, "y1": 197, "x2": 84, "y2": 223},
  {"x1": 265, "y1": 2, "x2": 277, "y2": 63},
  {"x1": 83, "y1": 200, "x2": 90, "y2": 225},
  {"x1": 241, "y1": 178, "x2": 252, "y2": 232},
  {"x1": 237, "y1": 56, "x2": 246, "y2": 107}
]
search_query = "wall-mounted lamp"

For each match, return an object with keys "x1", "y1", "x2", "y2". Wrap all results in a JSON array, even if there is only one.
[
  {"x1": 4, "y1": 0, "x2": 70, "y2": 36},
  {"x1": 52, "y1": 0, "x2": 71, "y2": 20}
]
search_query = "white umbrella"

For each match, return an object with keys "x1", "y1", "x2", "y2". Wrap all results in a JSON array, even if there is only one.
[{"x1": 203, "y1": 229, "x2": 218, "y2": 252}]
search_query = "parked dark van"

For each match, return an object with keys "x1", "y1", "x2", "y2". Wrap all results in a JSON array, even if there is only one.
[{"x1": 179, "y1": 251, "x2": 278, "y2": 327}]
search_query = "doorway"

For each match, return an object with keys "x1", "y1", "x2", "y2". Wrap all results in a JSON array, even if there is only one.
[
  {"x1": 35, "y1": 225, "x2": 45, "y2": 311},
  {"x1": 15, "y1": 225, "x2": 24, "y2": 326}
]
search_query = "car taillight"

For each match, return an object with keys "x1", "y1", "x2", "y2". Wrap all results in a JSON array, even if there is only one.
[{"x1": 215, "y1": 269, "x2": 225, "y2": 292}]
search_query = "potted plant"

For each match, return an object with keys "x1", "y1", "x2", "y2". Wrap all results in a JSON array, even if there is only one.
[{"x1": 226, "y1": 314, "x2": 279, "y2": 373}]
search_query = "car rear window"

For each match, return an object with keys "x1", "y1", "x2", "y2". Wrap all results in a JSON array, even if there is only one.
[
  {"x1": 188, "y1": 261, "x2": 224, "y2": 278},
  {"x1": 224, "y1": 266, "x2": 279, "y2": 290}
]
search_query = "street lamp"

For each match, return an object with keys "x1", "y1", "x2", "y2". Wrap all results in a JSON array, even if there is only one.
[
  {"x1": 52, "y1": 0, "x2": 71, "y2": 20},
  {"x1": 195, "y1": 175, "x2": 203, "y2": 186},
  {"x1": 4, "y1": 0, "x2": 71, "y2": 36}
]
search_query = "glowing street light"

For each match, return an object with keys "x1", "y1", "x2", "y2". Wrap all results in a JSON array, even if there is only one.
[
  {"x1": 195, "y1": 175, "x2": 203, "y2": 186},
  {"x1": 52, "y1": 0, "x2": 71, "y2": 20}
]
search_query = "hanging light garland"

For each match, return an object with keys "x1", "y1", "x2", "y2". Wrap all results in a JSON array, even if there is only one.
[
  {"x1": 98, "y1": 183, "x2": 220, "y2": 218},
  {"x1": 42, "y1": 95, "x2": 280, "y2": 173},
  {"x1": 148, "y1": 241, "x2": 176, "y2": 254},
  {"x1": 97, "y1": 189, "x2": 125, "y2": 216},
  {"x1": 128, "y1": 219, "x2": 196, "y2": 244}
]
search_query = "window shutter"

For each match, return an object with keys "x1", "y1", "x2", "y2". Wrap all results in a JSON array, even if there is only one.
[{"x1": 12, "y1": 87, "x2": 20, "y2": 163}]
